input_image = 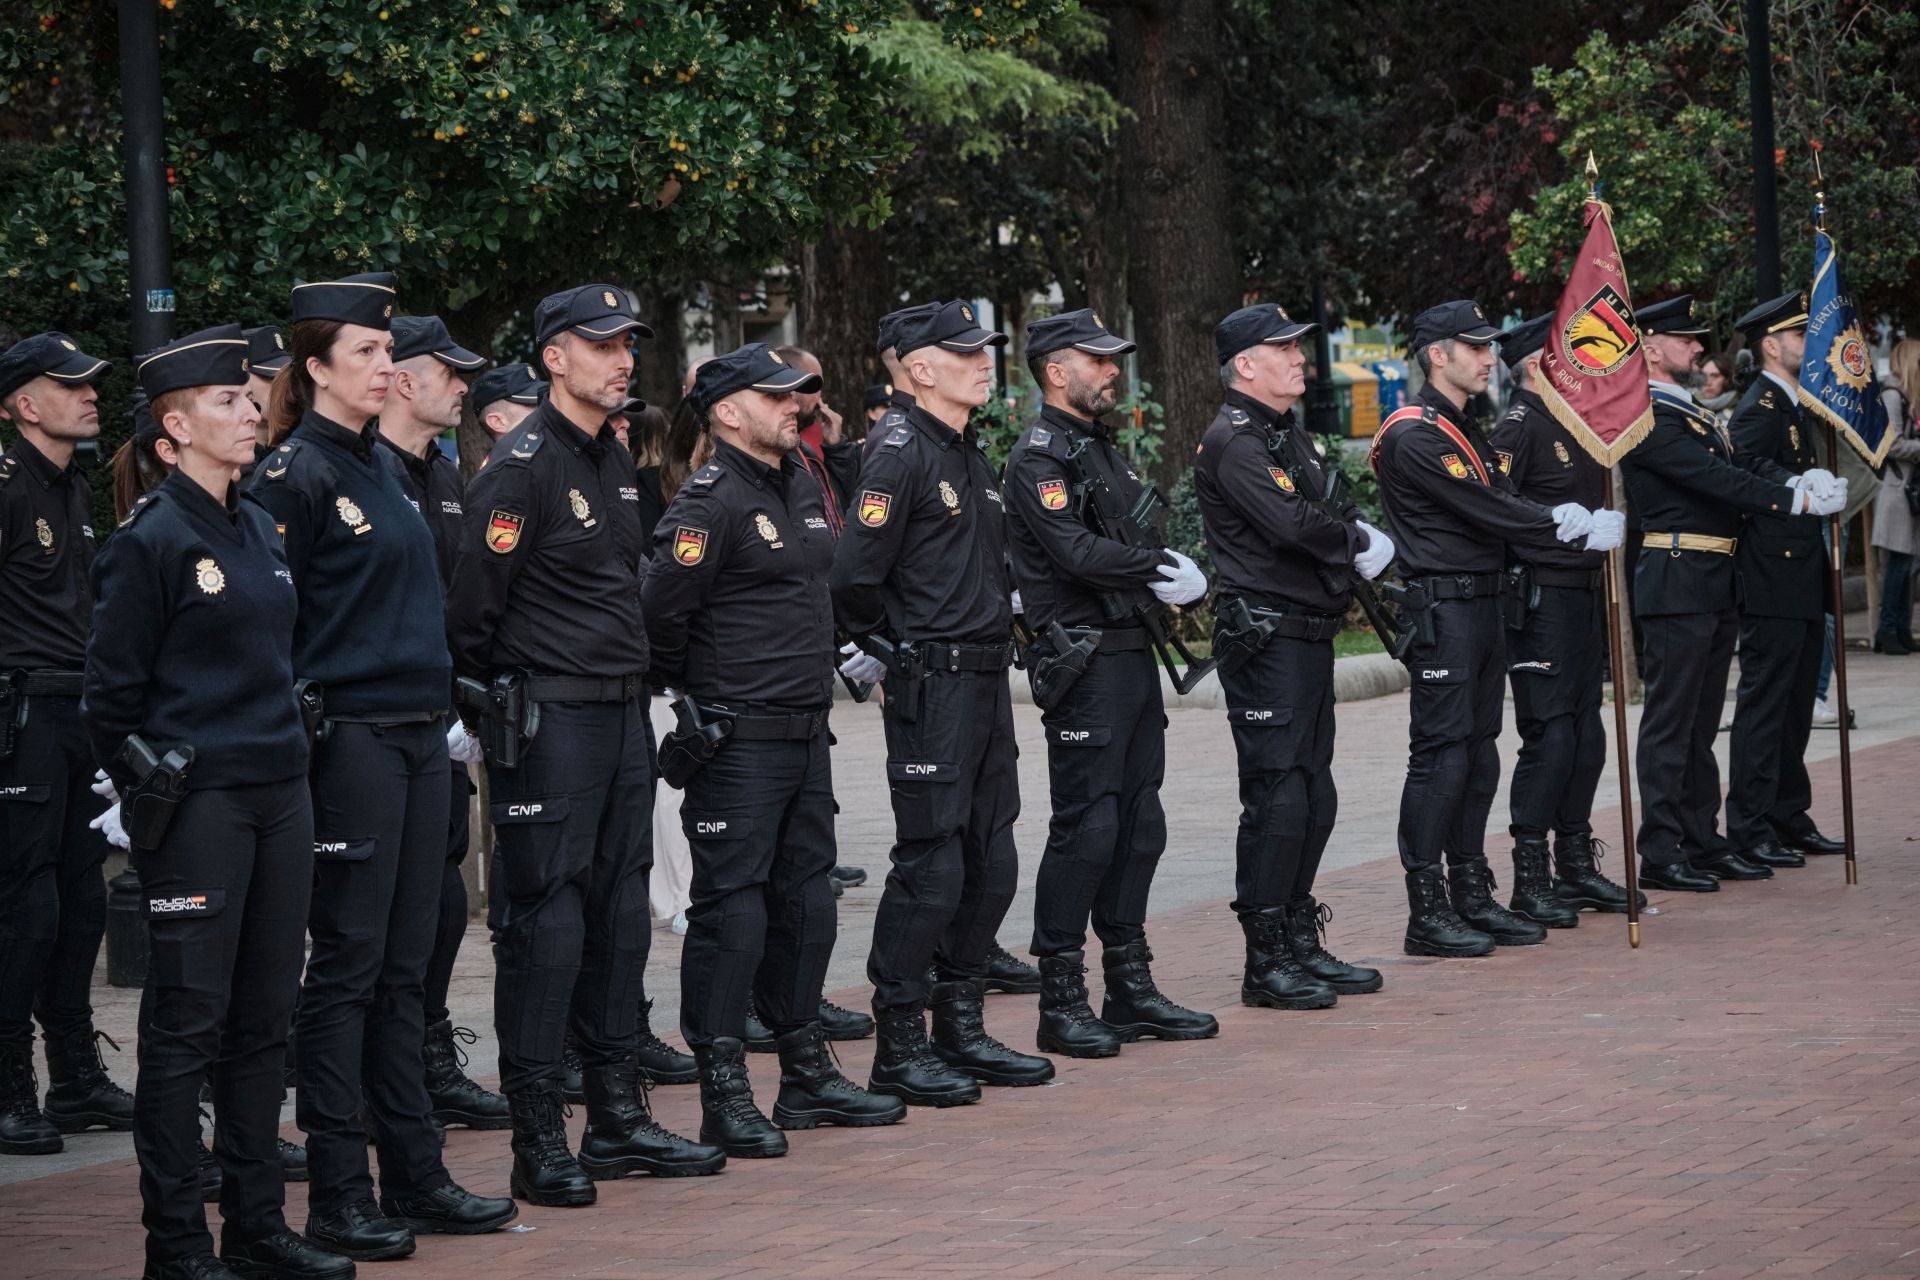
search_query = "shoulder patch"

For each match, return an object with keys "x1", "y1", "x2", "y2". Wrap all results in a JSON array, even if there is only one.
[
  {"x1": 1758, "y1": 389, "x2": 1776, "y2": 409},
  {"x1": 1029, "y1": 426, "x2": 1053, "y2": 448},
  {"x1": 690, "y1": 463, "x2": 725, "y2": 489},
  {"x1": 259, "y1": 440, "x2": 301, "y2": 482},
  {"x1": 671, "y1": 525, "x2": 709, "y2": 565},
  {"x1": 881, "y1": 425, "x2": 913, "y2": 449},
  {"x1": 0, "y1": 456, "x2": 18, "y2": 486},
  {"x1": 1267, "y1": 466, "x2": 1296, "y2": 493},
  {"x1": 1496, "y1": 450, "x2": 1512, "y2": 475},
  {"x1": 509, "y1": 430, "x2": 544, "y2": 461},
  {"x1": 857, "y1": 490, "x2": 893, "y2": 527},
  {"x1": 1504, "y1": 405, "x2": 1526, "y2": 423},
  {"x1": 118, "y1": 492, "x2": 158, "y2": 528},
  {"x1": 1227, "y1": 408, "x2": 1250, "y2": 426}
]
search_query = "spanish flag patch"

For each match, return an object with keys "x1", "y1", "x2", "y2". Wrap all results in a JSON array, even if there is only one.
[
  {"x1": 1037, "y1": 479, "x2": 1068, "y2": 510},
  {"x1": 858, "y1": 490, "x2": 892, "y2": 528},
  {"x1": 1441, "y1": 454, "x2": 1469, "y2": 480},
  {"x1": 486, "y1": 510, "x2": 524, "y2": 554},
  {"x1": 673, "y1": 526, "x2": 708, "y2": 566},
  {"x1": 1267, "y1": 466, "x2": 1295, "y2": 492}
]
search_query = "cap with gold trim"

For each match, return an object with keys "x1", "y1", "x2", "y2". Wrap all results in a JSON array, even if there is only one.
[
  {"x1": 391, "y1": 314, "x2": 488, "y2": 372},
  {"x1": 1027, "y1": 308, "x2": 1136, "y2": 359},
  {"x1": 0, "y1": 331, "x2": 112, "y2": 401},
  {"x1": 242, "y1": 326, "x2": 292, "y2": 376},
  {"x1": 1214, "y1": 303, "x2": 1316, "y2": 365},
  {"x1": 534, "y1": 283, "x2": 654, "y2": 345},
  {"x1": 136, "y1": 324, "x2": 251, "y2": 400},
  {"x1": 690, "y1": 343, "x2": 823, "y2": 417},
  {"x1": 1634, "y1": 294, "x2": 1711, "y2": 339},
  {"x1": 1409, "y1": 300, "x2": 1501, "y2": 353},
  {"x1": 290, "y1": 272, "x2": 397, "y2": 329},
  {"x1": 1735, "y1": 291, "x2": 1808, "y2": 344},
  {"x1": 895, "y1": 300, "x2": 1007, "y2": 356}
]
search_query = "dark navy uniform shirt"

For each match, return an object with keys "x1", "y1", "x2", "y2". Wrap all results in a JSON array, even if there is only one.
[
  {"x1": 1730, "y1": 373, "x2": 1827, "y2": 620},
  {"x1": 0, "y1": 436, "x2": 94, "y2": 669},
  {"x1": 375, "y1": 430, "x2": 465, "y2": 591},
  {"x1": 1487, "y1": 388, "x2": 1605, "y2": 572}
]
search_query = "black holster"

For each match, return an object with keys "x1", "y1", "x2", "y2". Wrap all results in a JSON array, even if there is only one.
[
  {"x1": 293, "y1": 679, "x2": 328, "y2": 751},
  {"x1": 658, "y1": 696, "x2": 732, "y2": 789},
  {"x1": 1501, "y1": 564, "x2": 1538, "y2": 632},
  {"x1": 453, "y1": 672, "x2": 539, "y2": 770},
  {"x1": 856, "y1": 634, "x2": 926, "y2": 723},
  {"x1": 0, "y1": 670, "x2": 24, "y2": 763},
  {"x1": 1377, "y1": 581, "x2": 1436, "y2": 649},
  {"x1": 116, "y1": 735, "x2": 194, "y2": 852},
  {"x1": 1212, "y1": 598, "x2": 1280, "y2": 677},
  {"x1": 1026, "y1": 622, "x2": 1100, "y2": 710}
]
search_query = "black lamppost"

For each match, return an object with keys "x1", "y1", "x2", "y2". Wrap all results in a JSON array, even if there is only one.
[{"x1": 1747, "y1": 0, "x2": 1780, "y2": 298}]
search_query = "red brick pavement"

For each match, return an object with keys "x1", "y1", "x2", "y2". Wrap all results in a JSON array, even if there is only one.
[{"x1": 8, "y1": 739, "x2": 1920, "y2": 1279}]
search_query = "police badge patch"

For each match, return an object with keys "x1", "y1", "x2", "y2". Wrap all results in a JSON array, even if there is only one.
[
  {"x1": 755, "y1": 512, "x2": 783, "y2": 548},
  {"x1": 938, "y1": 480, "x2": 960, "y2": 514},
  {"x1": 1441, "y1": 453, "x2": 1469, "y2": 479},
  {"x1": 1496, "y1": 450, "x2": 1512, "y2": 476},
  {"x1": 486, "y1": 510, "x2": 523, "y2": 554},
  {"x1": 1554, "y1": 440, "x2": 1572, "y2": 466},
  {"x1": 1037, "y1": 479, "x2": 1068, "y2": 510},
  {"x1": 1267, "y1": 466, "x2": 1296, "y2": 492},
  {"x1": 195, "y1": 557, "x2": 226, "y2": 595},
  {"x1": 858, "y1": 490, "x2": 892, "y2": 527},
  {"x1": 335, "y1": 495, "x2": 372, "y2": 535},
  {"x1": 569, "y1": 487, "x2": 595, "y2": 528},
  {"x1": 35, "y1": 517, "x2": 52, "y2": 551},
  {"x1": 672, "y1": 526, "x2": 708, "y2": 565}
]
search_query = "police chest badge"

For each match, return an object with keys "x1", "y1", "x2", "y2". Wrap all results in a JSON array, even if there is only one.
[
  {"x1": 755, "y1": 512, "x2": 783, "y2": 548},
  {"x1": 1267, "y1": 466, "x2": 1296, "y2": 493},
  {"x1": 335, "y1": 495, "x2": 371, "y2": 535},
  {"x1": 1554, "y1": 440, "x2": 1572, "y2": 466},
  {"x1": 35, "y1": 517, "x2": 53, "y2": 552},
  {"x1": 194, "y1": 557, "x2": 226, "y2": 595},
  {"x1": 672, "y1": 525, "x2": 708, "y2": 565},
  {"x1": 1037, "y1": 479, "x2": 1068, "y2": 510},
  {"x1": 569, "y1": 487, "x2": 595, "y2": 529},
  {"x1": 938, "y1": 480, "x2": 960, "y2": 514},
  {"x1": 1441, "y1": 453, "x2": 1469, "y2": 480},
  {"x1": 485, "y1": 510, "x2": 523, "y2": 554}
]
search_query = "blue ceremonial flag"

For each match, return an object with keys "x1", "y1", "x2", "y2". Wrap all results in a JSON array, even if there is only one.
[{"x1": 1799, "y1": 227, "x2": 1889, "y2": 466}]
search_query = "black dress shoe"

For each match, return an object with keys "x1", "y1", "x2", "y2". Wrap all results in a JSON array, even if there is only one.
[
  {"x1": 224, "y1": 1230, "x2": 356, "y2": 1279},
  {"x1": 145, "y1": 1253, "x2": 240, "y2": 1279},
  {"x1": 1741, "y1": 839, "x2": 1806, "y2": 869},
  {"x1": 304, "y1": 1198, "x2": 416, "y2": 1261},
  {"x1": 1638, "y1": 861, "x2": 1719, "y2": 892},
  {"x1": 1782, "y1": 828, "x2": 1846, "y2": 856},
  {"x1": 380, "y1": 1182, "x2": 516, "y2": 1235},
  {"x1": 1691, "y1": 851, "x2": 1772, "y2": 881}
]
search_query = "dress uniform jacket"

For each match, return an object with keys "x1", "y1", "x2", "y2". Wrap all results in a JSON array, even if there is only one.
[{"x1": 1729, "y1": 374, "x2": 1827, "y2": 620}]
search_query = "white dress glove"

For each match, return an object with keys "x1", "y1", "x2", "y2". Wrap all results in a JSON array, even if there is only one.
[
  {"x1": 90, "y1": 801, "x2": 131, "y2": 851},
  {"x1": 91, "y1": 768, "x2": 118, "y2": 805},
  {"x1": 1790, "y1": 467, "x2": 1836, "y2": 494},
  {"x1": 1352, "y1": 520, "x2": 1396, "y2": 580},
  {"x1": 446, "y1": 719, "x2": 484, "y2": 765},
  {"x1": 1010, "y1": 590, "x2": 1024, "y2": 615},
  {"x1": 838, "y1": 641, "x2": 888, "y2": 685},
  {"x1": 1551, "y1": 503, "x2": 1594, "y2": 543},
  {"x1": 1804, "y1": 485, "x2": 1846, "y2": 517},
  {"x1": 1150, "y1": 549, "x2": 1208, "y2": 606},
  {"x1": 1584, "y1": 509, "x2": 1627, "y2": 553}
]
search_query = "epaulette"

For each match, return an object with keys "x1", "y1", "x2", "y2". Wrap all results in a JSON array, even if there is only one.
[
  {"x1": 508, "y1": 429, "x2": 544, "y2": 461},
  {"x1": 1503, "y1": 404, "x2": 1527, "y2": 424},
  {"x1": 1651, "y1": 388, "x2": 1719, "y2": 434},
  {"x1": 1758, "y1": 387, "x2": 1777, "y2": 410},
  {"x1": 0, "y1": 455, "x2": 17, "y2": 487},
  {"x1": 257, "y1": 439, "x2": 302, "y2": 482},
  {"x1": 118, "y1": 491, "x2": 159, "y2": 528},
  {"x1": 1226, "y1": 407, "x2": 1251, "y2": 427},
  {"x1": 880, "y1": 424, "x2": 913, "y2": 449},
  {"x1": 689, "y1": 462, "x2": 726, "y2": 488}
]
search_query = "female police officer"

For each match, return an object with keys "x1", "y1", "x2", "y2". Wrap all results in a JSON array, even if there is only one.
[
  {"x1": 248, "y1": 275, "x2": 514, "y2": 1261},
  {"x1": 85, "y1": 325, "x2": 350, "y2": 1280}
]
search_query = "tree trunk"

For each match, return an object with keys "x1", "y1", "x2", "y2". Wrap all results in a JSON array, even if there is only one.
[
  {"x1": 797, "y1": 219, "x2": 897, "y2": 435},
  {"x1": 1109, "y1": 0, "x2": 1239, "y2": 487},
  {"x1": 633, "y1": 282, "x2": 687, "y2": 411}
]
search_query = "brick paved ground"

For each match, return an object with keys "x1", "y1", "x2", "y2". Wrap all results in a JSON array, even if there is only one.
[{"x1": 7, "y1": 731, "x2": 1918, "y2": 1279}]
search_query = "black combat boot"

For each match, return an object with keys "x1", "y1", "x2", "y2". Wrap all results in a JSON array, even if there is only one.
[
  {"x1": 634, "y1": 1000, "x2": 698, "y2": 1084},
  {"x1": 1239, "y1": 909, "x2": 1338, "y2": 1009},
  {"x1": 695, "y1": 1036, "x2": 786, "y2": 1157},
  {"x1": 1552, "y1": 833, "x2": 1646, "y2": 912},
  {"x1": 930, "y1": 979, "x2": 1055, "y2": 1086},
  {"x1": 868, "y1": 1004, "x2": 980, "y2": 1107},
  {"x1": 817, "y1": 998, "x2": 875, "y2": 1041},
  {"x1": 1284, "y1": 897, "x2": 1383, "y2": 994},
  {"x1": 0, "y1": 1042, "x2": 61, "y2": 1154},
  {"x1": 144, "y1": 1253, "x2": 240, "y2": 1279},
  {"x1": 279, "y1": 1137, "x2": 309, "y2": 1182},
  {"x1": 506, "y1": 1080, "x2": 596, "y2": 1207},
  {"x1": 577, "y1": 1058, "x2": 725, "y2": 1178},
  {"x1": 225, "y1": 1229, "x2": 359, "y2": 1278},
  {"x1": 742, "y1": 1000, "x2": 777, "y2": 1053},
  {"x1": 1447, "y1": 856, "x2": 1546, "y2": 946},
  {"x1": 43, "y1": 1028, "x2": 136, "y2": 1133},
  {"x1": 1101, "y1": 942, "x2": 1219, "y2": 1041},
  {"x1": 304, "y1": 1197, "x2": 415, "y2": 1261},
  {"x1": 982, "y1": 941, "x2": 1043, "y2": 994},
  {"x1": 1507, "y1": 838, "x2": 1579, "y2": 929},
  {"x1": 422, "y1": 1021, "x2": 510, "y2": 1131},
  {"x1": 771, "y1": 1023, "x2": 906, "y2": 1130},
  {"x1": 558, "y1": 1038, "x2": 585, "y2": 1104},
  {"x1": 1034, "y1": 951, "x2": 1123, "y2": 1059},
  {"x1": 1403, "y1": 868, "x2": 1495, "y2": 957}
]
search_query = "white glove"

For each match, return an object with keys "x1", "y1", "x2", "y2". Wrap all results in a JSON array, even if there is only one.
[
  {"x1": 1010, "y1": 590, "x2": 1024, "y2": 615},
  {"x1": 1584, "y1": 509, "x2": 1627, "y2": 553},
  {"x1": 1805, "y1": 485, "x2": 1846, "y2": 517},
  {"x1": 1551, "y1": 503, "x2": 1594, "y2": 543},
  {"x1": 446, "y1": 719, "x2": 484, "y2": 765},
  {"x1": 1150, "y1": 549, "x2": 1208, "y2": 606},
  {"x1": 91, "y1": 768, "x2": 118, "y2": 804},
  {"x1": 90, "y1": 801, "x2": 131, "y2": 851},
  {"x1": 1352, "y1": 520, "x2": 1396, "y2": 580},
  {"x1": 1789, "y1": 467, "x2": 1836, "y2": 494},
  {"x1": 838, "y1": 641, "x2": 887, "y2": 685},
  {"x1": 1828, "y1": 475, "x2": 1848, "y2": 506}
]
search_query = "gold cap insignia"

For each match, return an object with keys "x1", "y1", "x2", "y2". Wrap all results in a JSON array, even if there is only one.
[
  {"x1": 603, "y1": 290, "x2": 619, "y2": 308},
  {"x1": 960, "y1": 304, "x2": 974, "y2": 323},
  {"x1": 1473, "y1": 305, "x2": 1485, "y2": 320},
  {"x1": 382, "y1": 304, "x2": 393, "y2": 319},
  {"x1": 60, "y1": 339, "x2": 76, "y2": 351},
  {"x1": 274, "y1": 332, "x2": 285, "y2": 349},
  {"x1": 1276, "y1": 305, "x2": 1290, "y2": 321},
  {"x1": 195, "y1": 557, "x2": 226, "y2": 595},
  {"x1": 1091, "y1": 312, "x2": 1103, "y2": 328},
  {"x1": 769, "y1": 349, "x2": 784, "y2": 364}
]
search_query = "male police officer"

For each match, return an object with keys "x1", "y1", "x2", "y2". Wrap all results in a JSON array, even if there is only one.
[
  {"x1": 1372, "y1": 301, "x2": 1623, "y2": 956},
  {"x1": 468, "y1": 364, "x2": 545, "y2": 443},
  {"x1": 831, "y1": 300, "x2": 1054, "y2": 1106},
  {"x1": 446, "y1": 284, "x2": 718, "y2": 1207},
  {"x1": 1196, "y1": 304, "x2": 1391, "y2": 1009},
  {"x1": 643, "y1": 344, "x2": 904, "y2": 1156},
  {"x1": 1001, "y1": 309, "x2": 1216, "y2": 1057},
  {"x1": 861, "y1": 302, "x2": 940, "y2": 461},
  {"x1": 1488, "y1": 315, "x2": 1639, "y2": 923},
  {"x1": 1620, "y1": 296, "x2": 1834, "y2": 891},
  {"x1": 1725, "y1": 293, "x2": 1849, "y2": 866},
  {"x1": 0, "y1": 332, "x2": 134, "y2": 1154}
]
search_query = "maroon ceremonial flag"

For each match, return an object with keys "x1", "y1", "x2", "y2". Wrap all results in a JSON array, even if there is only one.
[{"x1": 1536, "y1": 195, "x2": 1654, "y2": 466}]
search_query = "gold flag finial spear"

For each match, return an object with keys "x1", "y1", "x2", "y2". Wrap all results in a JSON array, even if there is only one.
[
  {"x1": 1585, "y1": 150, "x2": 1599, "y2": 200},
  {"x1": 1811, "y1": 140, "x2": 1827, "y2": 231}
]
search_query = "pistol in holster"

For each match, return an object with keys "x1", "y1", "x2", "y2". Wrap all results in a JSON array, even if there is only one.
[
  {"x1": 453, "y1": 672, "x2": 539, "y2": 770},
  {"x1": 657, "y1": 696, "x2": 733, "y2": 790},
  {"x1": 0, "y1": 670, "x2": 25, "y2": 763},
  {"x1": 1378, "y1": 580, "x2": 1435, "y2": 650},
  {"x1": 116, "y1": 734, "x2": 194, "y2": 852},
  {"x1": 1501, "y1": 564, "x2": 1538, "y2": 632},
  {"x1": 293, "y1": 679, "x2": 328, "y2": 752},
  {"x1": 1212, "y1": 598, "x2": 1280, "y2": 678},
  {"x1": 1025, "y1": 622, "x2": 1100, "y2": 710},
  {"x1": 856, "y1": 634, "x2": 926, "y2": 724}
]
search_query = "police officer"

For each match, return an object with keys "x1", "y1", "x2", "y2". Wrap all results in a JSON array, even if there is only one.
[
  {"x1": 468, "y1": 362, "x2": 545, "y2": 444},
  {"x1": 249, "y1": 277, "x2": 514, "y2": 1258},
  {"x1": 242, "y1": 327, "x2": 292, "y2": 425},
  {"x1": 831, "y1": 300, "x2": 1055, "y2": 1105},
  {"x1": 860, "y1": 302, "x2": 941, "y2": 461},
  {"x1": 85, "y1": 325, "x2": 351, "y2": 1280},
  {"x1": 1620, "y1": 296, "x2": 1834, "y2": 891},
  {"x1": 0, "y1": 332, "x2": 134, "y2": 1156},
  {"x1": 1372, "y1": 301, "x2": 1624, "y2": 956},
  {"x1": 1001, "y1": 309, "x2": 1216, "y2": 1056},
  {"x1": 1487, "y1": 315, "x2": 1640, "y2": 922},
  {"x1": 1725, "y1": 293, "x2": 1850, "y2": 865},
  {"x1": 445, "y1": 283, "x2": 717, "y2": 1206},
  {"x1": 1195, "y1": 304, "x2": 1393, "y2": 1010},
  {"x1": 642, "y1": 344, "x2": 905, "y2": 1155}
]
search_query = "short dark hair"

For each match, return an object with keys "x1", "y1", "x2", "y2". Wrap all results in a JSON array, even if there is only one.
[
  {"x1": 1414, "y1": 338, "x2": 1456, "y2": 379},
  {"x1": 1026, "y1": 347, "x2": 1065, "y2": 390}
]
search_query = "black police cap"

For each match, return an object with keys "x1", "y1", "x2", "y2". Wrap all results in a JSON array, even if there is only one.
[
  {"x1": 469, "y1": 363, "x2": 546, "y2": 410},
  {"x1": 690, "y1": 343, "x2": 822, "y2": 417},
  {"x1": 613, "y1": 394, "x2": 647, "y2": 418},
  {"x1": 1634, "y1": 294, "x2": 1711, "y2": 339},
  {"x1": 895, "y1": 300, "x2": 1007, "y2": 357},
  {"x1": 391, "y1": 314, "x2": 488, "y2": 372},
  {"x1": 534, "y1": 283, "x2": 653, "y2": 345},
  {"x1": 290, "y1": 272, "x2": 397, "y2": 329},
  {"x1": 1735, "y1": 291, "x2": 1808, "y2": 343},
  {"x1": 1214, "y1": 303, "x2": 1316, "y2": 365},
  {"x1": 1408, "y1": 300, "x2": 1501, "y2": 354},
  {"x1": 1027, "y1": 308, "x2": 1135, "y2": 359},
  {"x1": 1496, "y1": 313, "x2": 1554, "y2": 370},
  {"x1": 243, "y1": 326, "x2": 291, "y2": 376},
  {"x1": 135, "y1": 324, "x2": 252, "y2": 401},
  {"x1": 862, "y1": 383, "x2": 893, "y2": 411},
  {"x1": 876, "y1": 301, "x2": 941, "y2": 354},
  {"x1": 0, "y1": 331, "x2": 111, "y2": 402}
]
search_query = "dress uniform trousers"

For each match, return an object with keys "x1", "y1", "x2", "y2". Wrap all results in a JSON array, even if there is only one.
[
  {"x1": 1726, "y1": 616, "x2": 1822, "y2": 848},
  {"x1": 678, "y1": 716, "x2": 837, "y2": 1046},
  {"x1": 1218, "y1": 635, "x2": 1337, "y2": 912},
  {"x1": 1029, "y1": 646, "x2": 1166, "y2": 956},
  {"x1": 135, "y1": 779, "x2": 311, "y2": 1264},
  {"x1": 1634, "y1": 608, "x2": 1739, "y2": 865},
  {"x1": 1505, "y1": 581, "x2": 1607, "y2": 841},
  {"x1": 296, "y1": 719, "x2": 452, "y2": 1214},
  {"x1": 1398, "y1": 594, "x2": 1505, "y2": 872},
  {"x1": 486, "y1": 695, "x2": 653, "y2": 1094},
  {"x1": 868, "y1": 669, "x2": 1020, "y2": 1010},
  {"x1": 0, "y1": 688, "x2": 108, "y2": 1055},
  {"x1": 422, "y1": 733, "x2": 474, "y2": 1027}
]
